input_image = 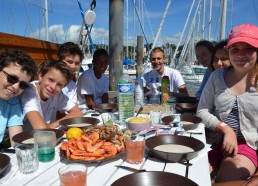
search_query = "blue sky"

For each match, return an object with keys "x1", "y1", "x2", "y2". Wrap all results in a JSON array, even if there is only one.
[{"x1": 0, "y1": 0, "x2": 258, "y2": 46}]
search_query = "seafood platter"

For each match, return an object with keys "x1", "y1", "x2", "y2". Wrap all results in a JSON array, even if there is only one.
[{"x1": 60, "y1": 125, "x2": 132, "y2": 162}]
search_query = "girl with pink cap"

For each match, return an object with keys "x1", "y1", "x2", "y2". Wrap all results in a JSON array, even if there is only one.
[{"x1": 197, "y1": 24, "x2": 258, "y2": 183}]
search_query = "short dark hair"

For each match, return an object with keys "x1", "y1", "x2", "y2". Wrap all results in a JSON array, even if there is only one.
[
  {"x1": 0, "y1": 48, "x2": 37, "y2": 81},
  {"x1": 195, "y1": 40, "x2": 214, "y2": 53},
  {"x1": 38, "y1": 59, "x2": 73, "y2": 85},
  {"x1": 57, "y1": 42, "x2": 84, "y2": 61},
  {"x1": 210, "y1": 40, "x2": 228, "y2": 71},
  {"x1": 92, "y1": 48, "x2": 108, "y2": 63}
]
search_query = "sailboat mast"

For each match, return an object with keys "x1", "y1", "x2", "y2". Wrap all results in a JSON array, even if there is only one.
[
  {"x1": 152, "y1": 0, "x2": 171, "y2": 49},
  {"x1": 171, "y1": 0, "x2": 196, "y2": 67},
  {"x1": 219, "y1": 0, "x2": 227, "y2": 40},
  {"x1": 202, "y1": 0, "x2": 206, "y2": 38},
  {"x1": 126, "y1": 0, "x2": 128, "y2": 57},
  {"x1": 45, "y1": 0, "x2": 49, "y2": 41},
  {"x1": 208, "y1": 0, "x2": 212, "y2": 40}
]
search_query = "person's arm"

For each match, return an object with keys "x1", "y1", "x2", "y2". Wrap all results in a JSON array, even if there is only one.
[
  {"x1": 51, "y1": 105, "x2": 83, "y2": 126},
  {"x1": 216, "y1": 121, "x2": 238, "y2": 157},
  {"x1": 8, "y1": 126, "x2": 22, "y2": 146},
  {"x1": 195, "y1": 68, "x2": 211, "y2": 99},
  {"x1": 26, "y1": 111, "x2": 58, "y2": 129},
  {"x1": 196, "y1": 72, "x2": 220, "y2": 129},
  {"x1": 102, "y1": 92, "x2": 108, "y2": 103},
  {"x1": 171, "y1": 84, "x2": 189, "y2": 97},
  {"x1": 84, "y1": 94, "x2": 96, "y2": 109}
]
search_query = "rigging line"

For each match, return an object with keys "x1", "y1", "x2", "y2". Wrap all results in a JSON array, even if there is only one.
[
  {"x1": 142, "y1": 1, "x2": 155, "y2": 39},
  {"x1": 132, "y1": 0, "x2": 151, "y2": 51},
  {"x1": 212, "y1": 5, "x2": 220, "y2": 41},
  {"x1": 230, "y1": 0, "x2": 233, "y2": 30},
  {"x1": 253, "y1": 0, "x2": 258, "y2": 22},
  {"x1": 152, "y1": 0, "x2": 171, "y2": 50},
  {"x1": 23, "y1": 0, "x2": 34, "y2": 36},
  {"x1": 77, "y1": 0, "x2": 95, "y2": 52},
  {"x1": 171, "y1": 0, "x2": 197, "y2": 67}
]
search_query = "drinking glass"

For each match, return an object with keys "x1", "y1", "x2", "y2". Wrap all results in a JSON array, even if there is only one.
[
  {"x1": 150, "y1": 111, "x2": 161, "y2": 125},
  {"x1": 125, "y1": 136, "x2": 145, "y2": 164},
  {"x1": 108, "y1": 91, "x2": 117, "y2": 104},
  {"x1": 101, "y1": 112, "x2": 113, "y2": 125},
  {"x1": 59, "y1": 163, "x2": 87, "y2": 186},
  {"x1": 33, "y1": 131, "x2": 56, "y2": 162},
  {"x1": 15, "y1": 143, "x2": 38, "y2": 174},
  {"x1": 165, "y1": 98, "x2": 176, "y2": 116}
]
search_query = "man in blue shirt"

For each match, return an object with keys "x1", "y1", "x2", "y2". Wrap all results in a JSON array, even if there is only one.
[{"x1": 0, "y1": 49, "x2": 37, "y2": 146}]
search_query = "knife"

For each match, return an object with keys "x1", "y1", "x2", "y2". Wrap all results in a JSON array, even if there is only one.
[
  {"x1": 0, "y1": 148, "x2": 15, "y2": 153},
  {"x1": 115, "y1": 165, "x2": 146, "y2": 172}
]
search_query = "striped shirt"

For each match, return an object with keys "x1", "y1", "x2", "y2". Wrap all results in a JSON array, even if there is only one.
[{"x1": 223, "y1": 100, "x2": 245, "y2": 141}]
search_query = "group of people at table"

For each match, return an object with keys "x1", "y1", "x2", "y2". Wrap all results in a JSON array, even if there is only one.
[{"x1": 1, "y1": 23, "x2": 258, "y2": 185}]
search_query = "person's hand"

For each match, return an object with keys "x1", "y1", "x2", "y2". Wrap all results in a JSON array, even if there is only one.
[{"x1": 221, "y1": 125, "x2": 238, "y2": 157}]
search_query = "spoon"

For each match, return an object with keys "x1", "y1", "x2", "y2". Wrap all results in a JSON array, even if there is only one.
[{"x1": 135, "y1": 106, "x2": 143, "y2": 117}]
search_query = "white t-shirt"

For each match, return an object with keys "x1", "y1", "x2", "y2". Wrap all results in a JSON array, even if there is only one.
[
  {"x1": 21, "y1": 81, "x2": 75, "y2": 129},
  {"x1": 143, "y1": 66, "x2": 185, "y2": 93},
  {"x1": 62, "y1": 80, "x2": 78, "y2": 104},
  {"x1": 77, "y1": 68, "x2": 109, "y2": 110}
]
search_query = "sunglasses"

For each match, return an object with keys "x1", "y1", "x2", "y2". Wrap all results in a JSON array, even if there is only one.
[{"x1": 2, "y1": 70, "x2": 30, "y2": 90}]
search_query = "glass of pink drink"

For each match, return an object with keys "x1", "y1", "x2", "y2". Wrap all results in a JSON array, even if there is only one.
[
  {"x1": 125, "y1": 137, "x2": 145, "y2": 164},
  {"x1": 59, "y1": 163, "x2": 87, "y2": 186}
]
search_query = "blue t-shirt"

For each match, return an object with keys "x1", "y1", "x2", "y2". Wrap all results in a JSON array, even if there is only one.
[
  {"x1": 0, "y1": 97, "x2": 23, "y2": 142},
  {"x1": 195, "y1": 68, "x2": 212, "y2": 99}
]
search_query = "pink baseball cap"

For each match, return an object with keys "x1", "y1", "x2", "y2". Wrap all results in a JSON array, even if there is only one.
[{"x1": 226, "y1": 24, "x2": 258, "y2": 48}]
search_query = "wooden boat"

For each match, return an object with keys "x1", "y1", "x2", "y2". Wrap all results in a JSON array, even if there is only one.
[{"x1": 0, "y1": 32, "x2": 59, "y2": 65}]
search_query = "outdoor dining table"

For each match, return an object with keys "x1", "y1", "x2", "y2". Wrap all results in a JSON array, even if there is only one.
[{"x1": 1, "y1": 114, "x2": 211, "y2": 186}]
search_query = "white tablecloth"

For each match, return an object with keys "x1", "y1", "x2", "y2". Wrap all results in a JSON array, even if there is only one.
[{"x1": 2, "y1": 124, "x2": 211, "y2": 186}]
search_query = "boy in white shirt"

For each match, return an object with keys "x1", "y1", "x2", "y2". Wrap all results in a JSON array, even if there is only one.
[
  {"x1": 58, "y1": 42, "x2": 84, "y2": 104},
  {"x1": 77, "y1": 49, "x2": 109, "y2": 110},
  {"x1": 21, "y1": 60, "x2": 83, "y2": 130}
]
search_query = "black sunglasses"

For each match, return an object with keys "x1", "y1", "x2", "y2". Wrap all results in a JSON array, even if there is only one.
[{"x1": 2, "y1": 70, "x2": 30, "y2": 90}]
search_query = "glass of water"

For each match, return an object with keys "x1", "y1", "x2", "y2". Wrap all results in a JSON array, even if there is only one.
[
  {"x1": 150, "y1": 111, "x2": 162, "y2": 125},
  {"x1": 15, "y1": 143, "x2": 38, "y2": 174},
  {"x1": 34, "y1": 131, "x2": 56, "y2": 162}
]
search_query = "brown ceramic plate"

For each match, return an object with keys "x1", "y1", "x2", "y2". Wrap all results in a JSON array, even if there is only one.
[
  {"x1": 111, "y1": 171, "x2": 198, "y2": 186},
  {"x1": 60, "y1": 149, "x2": 126, "y2": 163},
  {"x1": 161, "y1": 114, "x2": 202, "y2": 130},
  {"x1": 59, "y1": 117, "x2": 100, "y2": 131},
  {"x1": 12, "y1": 129, "x2": 64, "y2": 144},
  {"x1": 176, "y1": 102, "x2": 198, "y2": 113},
  {"x1": 146, "y1": 135, "x2": 205, "y2": 163},
  {"x1": 0, "y1": 154, "x2": 11, "y2": 176},
  {"x1": 92, "y1": 103, "x2": 118, "y2": 113},
  {"x1": 176, "y1": 96, "x2": 198, "y2": 103},
  {"x1": 212, "y1": 180, "x2": 246, "y2": 186}
]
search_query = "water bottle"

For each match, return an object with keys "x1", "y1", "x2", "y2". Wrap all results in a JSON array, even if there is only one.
[
  {"x1": 118, "y1": 72, "x2": 135, "y2": 123},
  {"x1": 134, "y1": 77, "x2": 144, "y2": 106},
  {"x1": 149, "y1": 70, "x2": 161, "y2": 104}
]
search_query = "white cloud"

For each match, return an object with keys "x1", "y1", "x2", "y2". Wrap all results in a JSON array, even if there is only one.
[{"x1": 29, "y1": 23, "x2": 181, "y2": 46}]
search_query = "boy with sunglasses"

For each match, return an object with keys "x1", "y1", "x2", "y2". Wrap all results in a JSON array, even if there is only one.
[
  {"x1": 0, "y1": 48, "x2": 37, "y2": 146},
  {"x1": 21, "y1": 60, "x2": 83, "y2": 130}
]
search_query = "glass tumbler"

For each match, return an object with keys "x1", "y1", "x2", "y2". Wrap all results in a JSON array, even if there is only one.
[{"x1": 15, "y1": 143, "x2": 38, "y2": 174}]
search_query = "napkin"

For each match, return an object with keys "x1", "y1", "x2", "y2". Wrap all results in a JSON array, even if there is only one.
[{"x1": 0, "y1": 163, "x2": 19, "y2": 184}]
